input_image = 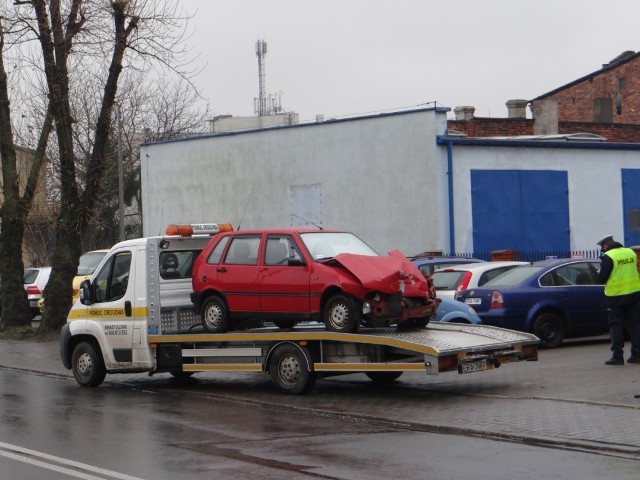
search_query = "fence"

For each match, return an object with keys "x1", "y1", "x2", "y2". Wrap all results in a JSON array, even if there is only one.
[{"x1": 416, "y1": 250, "x2": 603, "y2": 263}]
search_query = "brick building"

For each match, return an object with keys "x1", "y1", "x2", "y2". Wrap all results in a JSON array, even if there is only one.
[{"x1": 448, "y1": 51, "x2": 640, "y2": 142}]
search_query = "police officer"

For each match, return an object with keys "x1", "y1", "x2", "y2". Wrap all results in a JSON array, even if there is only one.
[{"x1": 597, "y1": 235, "x2": 640, "y2": 365}]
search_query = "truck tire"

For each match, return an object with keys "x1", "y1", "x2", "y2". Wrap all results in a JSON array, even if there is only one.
[
  {"x1": 365, "y1": 371, "x2": 403, "y2": 383},
  {"x1": 269, "y1": 344, "x2": 316, "y2": 394},
  {"x1": 201, "y1": 295, "x2": 229, "y2": 333},
  {"x1": 533, "y1": 313, "x2": 565, "y2": 348},
  {"x1": 324, "y1": 293, "x2": 360, "y2": 333},
  {"x1": 71, "y1": 341, "x2": 106, "y2": 387}
]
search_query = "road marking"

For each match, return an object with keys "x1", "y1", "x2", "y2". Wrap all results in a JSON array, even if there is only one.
[{"x1": 0, "y1": 441, "x2": 145, "y2": 480}]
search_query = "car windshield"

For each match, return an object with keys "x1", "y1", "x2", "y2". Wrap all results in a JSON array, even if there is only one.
[
  {"x1": 77, "y1": 251, "x2": 108, "y2": 275},
  {"x1": 300, "y1": 232, "x2": 378, "y2": 260},
  {"x1": 483, "y1": 265, "x2": 545, "y2": 286},
  {"x1": 432, "y1": 271, "x2": 465, "y2": 290}
]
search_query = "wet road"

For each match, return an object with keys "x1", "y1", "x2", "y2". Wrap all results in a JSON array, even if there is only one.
[{"x1": 1, "y1": 354, "x2": 639, "y2": 480}]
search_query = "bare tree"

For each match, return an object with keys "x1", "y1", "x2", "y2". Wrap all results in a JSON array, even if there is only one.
[{"x1": 0, "y1": 0, "x2": 195, "y2": 331}]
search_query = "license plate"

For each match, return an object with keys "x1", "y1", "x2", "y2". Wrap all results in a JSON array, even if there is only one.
[
  {"x1": 465, "y1": 297, "x2": 481, "y2": 305},
  {"x1": 459, "y1": 358, "x2": 487, "y2": 374}
]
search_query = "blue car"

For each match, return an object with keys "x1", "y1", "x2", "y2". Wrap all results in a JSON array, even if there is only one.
[
  {"x1": 411, "y1": 256, "x2": 484, "y2": 277},
  {"x1": 455, "y1": 258, "x2": 607, "y2": 348},
  {"x1": 432, "y1": 297, "x2": 482, "y2": 324}
]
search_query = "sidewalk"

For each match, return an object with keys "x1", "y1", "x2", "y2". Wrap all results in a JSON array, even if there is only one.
[{"x1": 1, "y1": 336, "x2": 639, "y2": 458}]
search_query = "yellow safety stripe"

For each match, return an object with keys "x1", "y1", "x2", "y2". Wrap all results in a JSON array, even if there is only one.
[{"x1": 68, "y1": 306, "x2": 148, "y2": 320}]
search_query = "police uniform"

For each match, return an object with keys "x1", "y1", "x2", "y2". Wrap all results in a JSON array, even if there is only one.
[{"x1": 597, "y1": 235, "x2": 640, "y2": 365}]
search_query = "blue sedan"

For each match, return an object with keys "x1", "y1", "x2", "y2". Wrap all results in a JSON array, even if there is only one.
[{"x1": 455, "y1": 258, "x2": 607, "y2": 348}]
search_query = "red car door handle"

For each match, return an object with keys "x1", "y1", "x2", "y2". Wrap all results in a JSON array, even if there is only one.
[{"x1": 216, "y1": 267, "x2": 227, "y2": 273}]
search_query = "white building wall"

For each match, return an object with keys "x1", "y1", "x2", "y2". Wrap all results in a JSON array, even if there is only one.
[
  {"x1": 449, "y1": 144, "x2": 640, "y2": 252},
  {"x1": 141, "y1": 108, "x2": 450, "y2": 256}
]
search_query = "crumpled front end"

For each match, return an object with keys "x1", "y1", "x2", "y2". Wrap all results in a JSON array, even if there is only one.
[{"x1": 332, "y1": 250, "x2": 439, "y2": 327}]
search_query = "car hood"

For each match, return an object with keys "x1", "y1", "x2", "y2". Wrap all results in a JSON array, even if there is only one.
[{"x1": 328, "y1": 250, "x2": 430, "y2": 296}]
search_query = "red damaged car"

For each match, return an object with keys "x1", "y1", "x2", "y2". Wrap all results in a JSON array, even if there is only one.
[{"x1": 190, "y1": 228, "x2": 438, "y2": 333}]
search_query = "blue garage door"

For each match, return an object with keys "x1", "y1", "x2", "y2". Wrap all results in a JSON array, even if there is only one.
[
  {"x1": 471, "y1": 170, "x2": 569, "y2": 253},
  {"x1": 622, "y1": 169, "x2": 640, "y2": 247}
]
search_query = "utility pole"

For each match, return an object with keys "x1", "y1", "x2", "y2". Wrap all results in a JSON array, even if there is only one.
[{"x1": 117, "y1": 104, "x2": 125, "y2": 242}]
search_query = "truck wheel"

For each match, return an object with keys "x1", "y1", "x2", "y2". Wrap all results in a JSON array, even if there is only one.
[
  {"x1": 365, "y1": 371, "x2": 403, "y2": 383},
  {"x1": 533, "y1": 313, "x2": 565, "y2": 348},
  {"x1": 324, "y1": 293, "x2": 360, "y2": 333},
  {"x1": 269, "y1": 344, "x2": 316, "y2": 394},
  {"x1": 201, "y1": 295, "x2": 229, "y2": 333},
  {"x1": 71, "y1": 342, "x2": 106, "y2": 387}
]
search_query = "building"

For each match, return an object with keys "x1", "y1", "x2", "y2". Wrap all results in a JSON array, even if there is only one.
[
  {"x1": 141, "y1": 107, "x2": 640, "y2": 258},
  {"x1": 449, "y1": 51, "x2": 640, "y2": 143}
]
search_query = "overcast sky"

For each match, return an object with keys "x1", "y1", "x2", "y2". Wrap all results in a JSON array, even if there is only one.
[{"x1": 185, "y1": 0, "x2": 640, "y2": 122}]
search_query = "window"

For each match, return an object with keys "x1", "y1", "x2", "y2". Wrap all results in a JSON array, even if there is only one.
[
  {"x1": 159, "y1": 250, "x2": 200, "y2": 280},
  {"x1": 93, "y1": 252, "x2": 131, "y2": 302},
  {"x1": 264, "y1": 235, "x2": 303, "y2": 266},
  {"x1": 207, "y1": 236, "x2": 230, "y2": 264},
  {"x1": 224, "y1": 236, "x2": 260, "y2": 265}
]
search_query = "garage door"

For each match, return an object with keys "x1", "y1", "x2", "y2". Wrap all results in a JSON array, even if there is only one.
[
  {"x1": 622, "y1": 169, "x2": 640, "y2": 247},
  {"x1": 471, "y1": 170, "x2": 569, "y2": 253}
]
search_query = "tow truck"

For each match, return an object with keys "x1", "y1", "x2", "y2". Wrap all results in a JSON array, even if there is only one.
[{"x1": 59, "y1": 224, "x2": 539, "y2": 394}]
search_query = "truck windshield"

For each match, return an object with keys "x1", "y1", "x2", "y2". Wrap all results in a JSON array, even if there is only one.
[{"x1": 300, "y1": 232, "x2": 378, "y2": 260}]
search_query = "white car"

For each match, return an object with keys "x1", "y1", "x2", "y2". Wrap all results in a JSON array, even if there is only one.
[
  {"x1": 432, "y1": 261, "x2": 529, "y2": 300},
  {"x1": 24, "y1": 267, "x2": 52, "y2": 318}
]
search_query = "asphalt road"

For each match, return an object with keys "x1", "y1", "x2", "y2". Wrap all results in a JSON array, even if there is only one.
[{"x1": 1, "y1": 333, "x2": 639, "y2": 480}]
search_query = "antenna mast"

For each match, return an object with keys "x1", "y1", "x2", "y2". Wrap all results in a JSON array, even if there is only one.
[{"x1": 255, "y1": 40, "x2": 267, "y2": 116}]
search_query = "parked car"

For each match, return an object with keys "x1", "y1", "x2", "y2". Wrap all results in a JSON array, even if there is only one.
[
  {"x1": 24, "y1": 267, "x2": 52, "y2": 318},
  {"x1": 191, "y1": 229, "x2": 439, "y2": 333},
  {"x1": 410, "y1": 256, "x2": 485, "y2": 277},
  {"x1": 432, "y1": 297, "x2": 482, "y2": 324},
  {"x1": 455, "y1": 258, "x2": 607, "y2": 348},
  {"x1": 432, "y1": 261, "x2": 529, "y2": 299}
]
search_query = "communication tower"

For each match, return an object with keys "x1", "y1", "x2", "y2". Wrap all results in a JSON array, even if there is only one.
[{"x1": 254, "y1": 40, "x2": 283, "y2": 116}]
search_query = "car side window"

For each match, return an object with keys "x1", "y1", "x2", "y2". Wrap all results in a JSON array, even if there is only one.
[
  {"x1": 207, "y1": 236, "x2": 230, "y2": 264},
  {"x1": 93, "y1": 252, "x2": 131, "y2": 302},
  {"x1": 264, "y1": 235, "x2": 303, "y2": 266},
  {"x1": 224, "y1": 236, "x2": 260, "y2": 265},
  {"x1": 479, "y1": 267, "x2": 510, "y2": 286}
]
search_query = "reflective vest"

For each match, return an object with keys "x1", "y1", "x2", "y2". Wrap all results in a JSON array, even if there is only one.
[{"x1": 603, "y1": 247, "x2": 640, "y2": 297}]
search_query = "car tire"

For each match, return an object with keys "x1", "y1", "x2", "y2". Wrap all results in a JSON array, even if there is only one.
[
  {"x1": 201, "y1": 295, "x2": 229, "y2": 333},
  {"x1": 323, "y1": 293, "x2": 361, "y2": 333},
  {"x1": 71, "y1": 341, "x2": 106, "y2": 387},
  {"x1": 533, "y1": 313, "x2": 565, "y2": 348},
  {"x1": 269, "y1": 344, "x2": 316, "y2": 394}
]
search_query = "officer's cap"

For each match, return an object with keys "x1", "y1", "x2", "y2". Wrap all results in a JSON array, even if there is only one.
[{"x1": 596, "y1": 234, "x2": 614, "y2": 246}]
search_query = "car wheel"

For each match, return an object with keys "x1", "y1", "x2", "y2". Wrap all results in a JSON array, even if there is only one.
[
  {"x1": 323, "y1": 293, "x2": 361, "y2": 333},
  {"x1": 269, "y1": 344, "x2": 316, "y2": 394},
  {"x1": 273, "y1": 320, "x2": 298, "y2": 329},
  {"x1": 201, "y1": 295, "x2": 229, "y2": 333},
  {"x1": 365, "y1": 371, "x2": 403, "y2": 383},
  {"x1": 71, "y1": 342, "x2": 106, "y2": 387},
  {"x1": 533, "y1": 313, "x2": 565, "y2": 348}
]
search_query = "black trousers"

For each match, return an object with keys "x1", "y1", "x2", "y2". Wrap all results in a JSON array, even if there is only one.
[{"x1": 608, "y1": 300, "x2": 640, "y2": 359}]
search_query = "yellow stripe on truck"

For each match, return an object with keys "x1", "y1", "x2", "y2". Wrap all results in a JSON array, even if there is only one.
[{"x1": 68, "y1": 307, "x2": 148, "y2": 320}]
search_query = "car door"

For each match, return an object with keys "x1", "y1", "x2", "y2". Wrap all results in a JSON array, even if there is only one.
[
  {"x1": 216, "y1": 235, "x2": 261, "y2": 313},
  {"x1": 259, "y1": 234, "x2": 311, "y2": 314},
  {"x1": 89, "y1": 248, "x2": 136, "y2": 365},
  {"x1": 548, "y1": 261, "x2": 607, "y2": 334}
]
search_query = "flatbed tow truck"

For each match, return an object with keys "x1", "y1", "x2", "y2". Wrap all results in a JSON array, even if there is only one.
[{"x1": 60, "y1": 224, "x2": 539, "y2": 394}]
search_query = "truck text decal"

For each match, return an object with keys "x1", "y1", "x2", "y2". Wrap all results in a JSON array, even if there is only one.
[{"x1": 104, "y1": 324, "x2": 129, "y2": 336}]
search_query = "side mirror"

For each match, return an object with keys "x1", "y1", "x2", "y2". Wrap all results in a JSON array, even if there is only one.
[{"x1": 80, "y1": 279, "x2": 94, "y2": 305}]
